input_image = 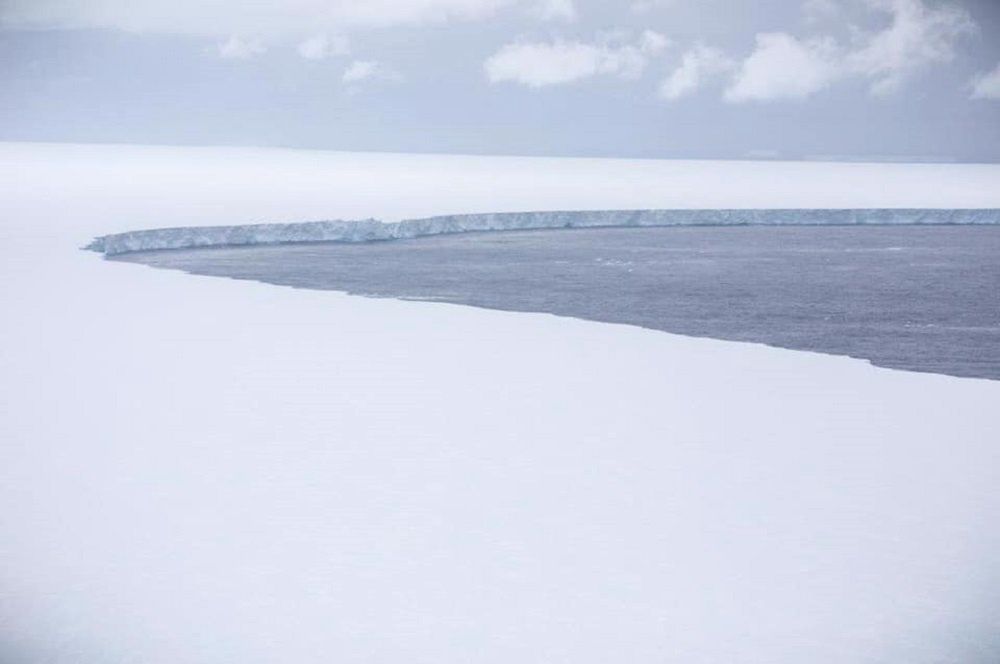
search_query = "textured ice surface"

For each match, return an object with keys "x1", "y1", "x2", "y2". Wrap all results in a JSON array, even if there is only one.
[{"x1": 87, "y1": 208, "x2": 1000, "y2": 255}]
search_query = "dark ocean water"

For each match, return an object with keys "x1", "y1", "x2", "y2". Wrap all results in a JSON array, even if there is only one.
[{"x1": 115, "y1": 226, "x2": 1000, "y2": 380}]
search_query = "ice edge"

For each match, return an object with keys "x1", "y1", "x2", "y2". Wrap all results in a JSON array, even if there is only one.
[{"x1": 85, "y1": 209, "x2": 1000, "y2": 256}]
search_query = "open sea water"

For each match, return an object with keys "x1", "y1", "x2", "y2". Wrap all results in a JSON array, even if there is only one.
[{"x1": 116, "y1": 225, "x2": 1000, "y2": 380}]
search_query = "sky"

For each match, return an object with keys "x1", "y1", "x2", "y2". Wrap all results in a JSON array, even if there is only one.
[{"x1": 1, "y1": 0, "x2": 999, "y2": 162}]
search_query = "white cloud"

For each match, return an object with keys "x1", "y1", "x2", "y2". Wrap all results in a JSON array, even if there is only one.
[
  {"x1": 484, "y1": 31, "x2": 667, "y2": 87},
  {"x1": 0, "y1": 0, "x2": 561, "y2": 37},
  {"x1": 660, "y1": 44, "x2": 734, "y2": 100},
  {"x1": 639, "y1": 29, "x2": 670, "y2": 54},
  {"x1": 717, "y1": 0, "x2": 974, "y2": 103},
  {"x1": 725, "y1": 33, "x2": 839, "y2": 102},
  {"x1": 342, "y1": 60, "x2": 399, "y2": 84},
  {"x1": 532, "y1": 0, "x2": 576, "y2": 21},
  {"x1": 217, "y1": 35, "x2": 266, "y2": 60},
  {"x1": 970, "y1": 62, "x2": 1000, "y2": 100},
  {"x1": 846, "y1": 0, "x2": 975, "y2": 96},
  {"x1": 485, "y1": 41, "x2": 631, "y2": 87},
  {"x1": 297, "y1": 35, "x2": 350, "y2": 60},
  {"x1": 343, "y1": 61, "x2": 378, "y2": 83}
]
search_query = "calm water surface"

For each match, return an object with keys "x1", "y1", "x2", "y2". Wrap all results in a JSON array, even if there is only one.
[{"x1": 116, "y1": 226, "x2": 1000, "y2": 380}]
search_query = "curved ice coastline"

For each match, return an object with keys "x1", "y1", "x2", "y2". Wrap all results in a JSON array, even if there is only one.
[{"x1": 86, "y1": 208, "x2": 1000, "y2": 256}]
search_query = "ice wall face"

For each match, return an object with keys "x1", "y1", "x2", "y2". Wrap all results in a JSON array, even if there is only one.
[{"x1": 85, "y1": 209, "x2": 1000, "y2": 256}]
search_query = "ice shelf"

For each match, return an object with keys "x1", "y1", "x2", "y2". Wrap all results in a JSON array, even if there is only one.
[{"x1": 85, "y1": 208, "x2": 1000, "y2": 256}]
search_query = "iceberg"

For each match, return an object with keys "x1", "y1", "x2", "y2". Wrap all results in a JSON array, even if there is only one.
[{"x1": 85, "y1": 208, "x2": 1000, "y2": 256}]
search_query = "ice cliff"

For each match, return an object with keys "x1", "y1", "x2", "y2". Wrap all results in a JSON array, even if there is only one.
[{"x1": 85, "y1": 208, "x2": 1000, "y2": 256}]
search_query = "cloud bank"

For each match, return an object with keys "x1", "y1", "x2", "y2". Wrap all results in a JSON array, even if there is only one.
[
  {"x1": 1, "y1": 0, "x2": 986, "y2": 104},
  {"x1": 660, "y1": 0, "x2": 975, "y2": 103},
  {"x1": 847, "y1": 0, "x2": 975, "y2": 96}
]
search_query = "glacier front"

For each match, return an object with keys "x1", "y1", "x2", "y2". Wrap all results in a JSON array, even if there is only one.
[{"x1": 85, "y1": 208, "x2": 1000, "y2": 256}]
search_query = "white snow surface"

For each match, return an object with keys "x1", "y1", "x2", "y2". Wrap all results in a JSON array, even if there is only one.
[{"x1": 2, "y1": 142, "x2": 1000, "y2": 663}]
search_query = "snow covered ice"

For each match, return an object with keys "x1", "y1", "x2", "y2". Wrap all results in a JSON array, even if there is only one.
[{"x1": 2, "y1": 143, "x2": 1000, "y2": 663}]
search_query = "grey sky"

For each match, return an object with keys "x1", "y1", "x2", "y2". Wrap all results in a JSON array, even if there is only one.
[{"x1": 2, "y1": 0, "x2": 999, "y2": 161}]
